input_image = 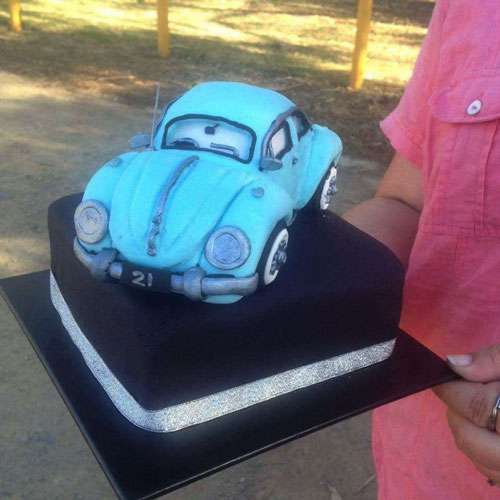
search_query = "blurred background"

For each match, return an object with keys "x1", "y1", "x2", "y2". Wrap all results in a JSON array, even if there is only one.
[{"x1": 0, "y1": 1, "x2": 434, "y2": 498}]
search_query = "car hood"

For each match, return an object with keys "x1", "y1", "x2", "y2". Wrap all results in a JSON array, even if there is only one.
[{"x1": 108, "y1": 150, "x2": 261, "y2": 269}]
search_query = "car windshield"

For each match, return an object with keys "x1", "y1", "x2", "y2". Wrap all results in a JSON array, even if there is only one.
[{"x1": 162, "y1": 116, "x2": 254, "y2": 163}]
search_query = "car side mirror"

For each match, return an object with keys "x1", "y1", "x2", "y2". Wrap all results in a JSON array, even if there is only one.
[
  {"x1": 128, "y1": 132, "x2": 151, "y2": 150},
  {"x1": 260, "y1": 156, "x2": 283, "y2": 171}
]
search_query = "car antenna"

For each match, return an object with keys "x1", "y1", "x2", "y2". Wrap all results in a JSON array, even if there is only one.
[{"x1": 149, "y1": 82, "x2": 161, "y2": 150}]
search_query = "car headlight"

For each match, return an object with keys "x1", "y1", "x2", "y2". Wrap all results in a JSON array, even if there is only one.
[
  {"x1": 205, "y1": 226, "x2": 251, "y2": 270},
  {"x1": 74, "y1": 199, "x2": 109, "y2": 244}
]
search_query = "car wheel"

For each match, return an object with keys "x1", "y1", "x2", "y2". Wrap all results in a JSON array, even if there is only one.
[
  {"x1": 257, "y1": 222, "x2": 289, "y2": 287},
  {"x1": 309, "y1": 164, "x2": 337, "y2": 211}
]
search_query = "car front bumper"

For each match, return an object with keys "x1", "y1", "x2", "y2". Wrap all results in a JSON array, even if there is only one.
[{"x1": 73, "y1": 238, "x2": 258, "y2": 301}]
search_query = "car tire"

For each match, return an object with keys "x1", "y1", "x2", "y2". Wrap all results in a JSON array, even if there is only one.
[
  {"x1": 308, "y1": 163, "x2": 337, "y2": 211},
  {"x1": 257, "y1": 221, "x2": 289, "y2": 287}
]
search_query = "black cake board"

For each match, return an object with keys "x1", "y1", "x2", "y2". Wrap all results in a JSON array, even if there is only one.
[{"x1": 1, "y1": 270, "x2": 456, "y2": 500}]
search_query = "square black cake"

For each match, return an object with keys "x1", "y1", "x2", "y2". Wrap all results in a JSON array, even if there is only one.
[{"x1": 48, "y1": 193, "x2": 404, "y2": 432}]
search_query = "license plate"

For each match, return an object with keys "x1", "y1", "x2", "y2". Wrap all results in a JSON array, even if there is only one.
[{"x1": 120, "y1": 262, "x2": 171, "y2": 293}]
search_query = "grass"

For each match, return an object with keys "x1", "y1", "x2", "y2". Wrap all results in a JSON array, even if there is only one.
[{"x1": 0, "y1": 0, "x2": 435, "y2": 162}]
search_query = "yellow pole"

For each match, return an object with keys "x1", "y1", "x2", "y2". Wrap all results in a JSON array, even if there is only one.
[
  {"x1": 349, "y1": 0, "x2": 373, "y2": 90},
  {"x1": 157, "y1": 0, "x2": 169, "y2": 58},
  {"x1": 8, "y1": 0, "x2": 22, "y2": 33}
]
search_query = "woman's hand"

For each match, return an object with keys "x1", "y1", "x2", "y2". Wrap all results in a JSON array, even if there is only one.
[{"x1": 433, "y1": 345, "x2": 500, "y2": 485}]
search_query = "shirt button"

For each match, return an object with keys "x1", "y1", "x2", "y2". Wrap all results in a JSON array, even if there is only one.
[{"x1": 467, "y1": 100, "x2": 482, "y2": 116}]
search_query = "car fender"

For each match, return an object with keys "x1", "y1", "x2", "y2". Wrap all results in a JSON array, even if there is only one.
[
  {"x1": 297, "y1": 124, "x2": 342, "y2": 207},
  {"x1": 199, "y1": 180, "x2": 294, "y2": 279},
  {"x1": 80, "y1": 152, "x2": 139, "y2": 253}
]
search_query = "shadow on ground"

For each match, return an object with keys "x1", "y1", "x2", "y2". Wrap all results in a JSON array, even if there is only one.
[
  {"x1": 0, "y1": 0, "x2": 429, "y2": 162},
  {"x1": 0, "y1": 0, "x2": 434, "y2": 496}
]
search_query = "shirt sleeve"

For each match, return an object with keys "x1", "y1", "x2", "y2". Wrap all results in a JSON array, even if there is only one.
[{"x1": 380, "y1": 0, "x2": 449, "y2": 168}]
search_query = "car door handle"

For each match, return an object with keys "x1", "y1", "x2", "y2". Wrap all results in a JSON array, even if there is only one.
[{"x1": 292, "y1": 157, "x2": 298, "y2": 165}]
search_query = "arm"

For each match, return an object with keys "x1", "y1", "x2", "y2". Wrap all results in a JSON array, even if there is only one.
[
  {"x1": 354, "y1": 155, "x2": 500, "y2": 486},
  {"x1": 342, "y1": 153, "x2": 422, "y2": 269},
  {"x1": 347, "y1": 0, "x2": 448, "y2": 266}
]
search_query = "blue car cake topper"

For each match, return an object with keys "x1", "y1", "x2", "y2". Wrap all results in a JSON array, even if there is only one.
[{"x1": 73, "y1": 82, "x2": 342, "y2": 303}]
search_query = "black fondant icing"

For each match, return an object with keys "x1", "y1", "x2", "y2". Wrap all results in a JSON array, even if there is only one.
[{"x1": 48, "y1": 194, "x2": 404, "y2": 411}]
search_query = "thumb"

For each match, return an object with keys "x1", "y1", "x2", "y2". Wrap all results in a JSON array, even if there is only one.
[{"x1": 447, "y1": 345, "x2": 500, "y2": 382}]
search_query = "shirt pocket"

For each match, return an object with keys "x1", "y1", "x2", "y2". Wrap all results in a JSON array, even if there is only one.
[{"x1": 428, "y1": 74, "x2": 500, "y2": 234}]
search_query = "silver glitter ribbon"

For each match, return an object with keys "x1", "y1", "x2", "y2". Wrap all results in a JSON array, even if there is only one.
[{"x1": 49, "y1": 272, "x2": 396, "y2": 433}]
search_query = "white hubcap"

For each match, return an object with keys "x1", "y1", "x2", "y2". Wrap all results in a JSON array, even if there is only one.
[
  {"x1": 319, "y1": 168, "x2": 337, "y2": 210},
  {"x1": 262, "y1": 228, "x2": 289, "y2": 285}
]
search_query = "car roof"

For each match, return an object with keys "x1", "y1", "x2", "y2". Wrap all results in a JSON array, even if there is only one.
[{"x1": 165, "y1": 82, "x2": 296, "y2": 136}]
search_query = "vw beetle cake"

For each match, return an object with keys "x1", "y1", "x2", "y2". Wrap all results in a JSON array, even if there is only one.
[{"x1": 73, "y1": 82, "x2": 342, "y2": 303}]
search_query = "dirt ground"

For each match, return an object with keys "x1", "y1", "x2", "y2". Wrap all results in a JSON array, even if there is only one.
[
  {"x1": 0, "y1": 0, "x2": 438, "y2": 495},
  {"x1": 0, "y1": 0, "x2": 436, "y2": 164},
  {"x1": 0, "y1": 69, "x2": 390, "y2": 499}
]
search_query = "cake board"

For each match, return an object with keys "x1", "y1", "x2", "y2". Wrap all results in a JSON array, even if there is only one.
[{"x1": 1, "y1": 270, "x2": 456, "y2": 500}]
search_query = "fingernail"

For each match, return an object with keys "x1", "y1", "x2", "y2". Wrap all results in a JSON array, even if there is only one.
[{"x1": 447, "y1": 354, "x2": 473, "y2": 367}]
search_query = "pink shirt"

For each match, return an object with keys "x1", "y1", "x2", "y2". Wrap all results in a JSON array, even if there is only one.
[{"x1": 373, "y1": 1, "x2": 500, "y2": 498}]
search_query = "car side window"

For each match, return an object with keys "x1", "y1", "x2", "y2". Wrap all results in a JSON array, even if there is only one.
[
  {"x1": 291, "y1": 112, "x2": 311, "y2": 140},
  {"x1": 267, "y1": 121, "x2": 292, "y2": 160}
]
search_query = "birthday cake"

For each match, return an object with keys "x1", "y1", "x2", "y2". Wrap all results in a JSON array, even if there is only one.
[{"x1": 48, "y1": 82, "x2": 404, "y2": 432}]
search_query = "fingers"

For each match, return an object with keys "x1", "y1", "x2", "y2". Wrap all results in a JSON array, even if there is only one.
[
  {"x1": 447, "y1": 345, "x2": 500, "y2": 383},
  {"x1": 439, "y1": 349, "x2": 500, "y2": 488},
  {"x1": 433, "y1": 380, "x2": 500, "y2": 431},
  {"x1": 475, "y1": 463, "x2": 500, "y2": 487},
  {"x1": 448, "y1": 409, "x2": 500, "y2": 471}
]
